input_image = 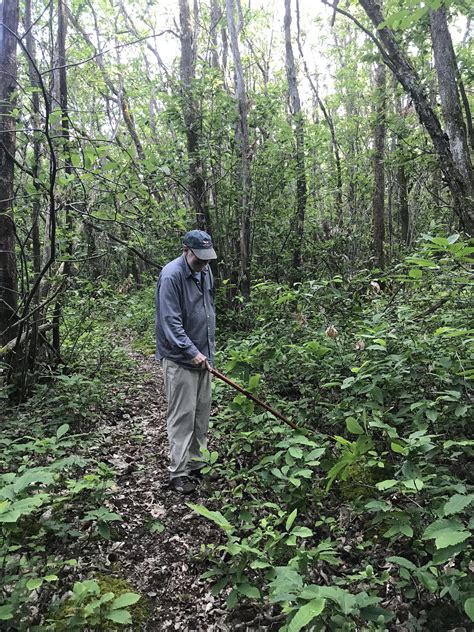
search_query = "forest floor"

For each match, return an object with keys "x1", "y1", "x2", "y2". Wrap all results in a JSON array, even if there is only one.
[{"x1": 87, "y1": 348, "x2": 255, "y2": 631}]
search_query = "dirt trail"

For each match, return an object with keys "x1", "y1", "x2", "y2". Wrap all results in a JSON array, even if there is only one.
[{"x1": 93, "y1": 350, "x2": 233, "y2": 631}]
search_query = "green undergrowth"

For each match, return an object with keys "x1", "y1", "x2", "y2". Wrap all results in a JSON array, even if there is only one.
[
  {"x1": 188, "y1": 234, "x2": 474, "y2": 630},
  {"x1": 0, "y1": 288, "x2": 146, "y2": 629},
  {"x1": 50, "y1": 574, "x2": 150, "y2": 630}
]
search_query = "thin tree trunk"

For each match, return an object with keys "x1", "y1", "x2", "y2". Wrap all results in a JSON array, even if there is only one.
[
  {"x1": 226, "y1": 0, "x2": 251, "y2": 298},
  {"x1": 373, "y1": 62, "x2": 386, "y2": 269},
  {"x1": 296, "y1": 0, "x2": 342, "y2": 224},
  {"x1": 429, "y1": 7, "x2": 474, "y2": 203},
  {"x1": 394, "y1": 96, "x2": 410, "y2": 245},
  {"x1": 24, "y1": 0, "x2": 43, "y2": 383},
  {"x1": 284, "y1": 0, "x2": 307, "y2": 275},
  {"x1": 209, "y1": 0, "x2": 221, "y2": 69},
  {"x1": 0, "y1": 0, "x2": 20, "y2": 347},
  {"x1": 358, "y1": 0, "x2": 474, "y2": 234},
  {"x1": 50, "y1": 0, "x2": 74, "y2": 357},
  {"x1": 397, "y1": 161, "x2": 409, "y2": 245},
  {"x1": 179, "y1": 0, "x2": 210, "y2": 231}
]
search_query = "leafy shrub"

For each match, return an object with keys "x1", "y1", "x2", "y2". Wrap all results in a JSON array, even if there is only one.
[{"x1": 191, "y1": 234, "x2": 473, "y2": 629}]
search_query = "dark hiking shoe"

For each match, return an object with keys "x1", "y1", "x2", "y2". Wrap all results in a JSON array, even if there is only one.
[
  {"x1": 169, "y1": 476, "x2": 196, "y2": 494},
  {"x1": 189, "y1": 468, "x2": 219, "y2": 482}
]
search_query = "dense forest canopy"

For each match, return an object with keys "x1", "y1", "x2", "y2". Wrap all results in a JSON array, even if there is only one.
[
  {"x1": 0, "y1": 0, "x2": 472, "y2": 371},
  {"x1": 0, "y1": 0, "x2": 473, "y2": 629}
]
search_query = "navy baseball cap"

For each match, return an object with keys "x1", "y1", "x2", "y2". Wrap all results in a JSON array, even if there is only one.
[{"x1": 183, "y1": 230, "x2": 217, "y2": 260}]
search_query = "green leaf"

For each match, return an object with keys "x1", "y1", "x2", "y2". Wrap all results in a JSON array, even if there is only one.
[
  {"x1": 406, "y1": 257, "x2": 437, "y2": 267},
  {"x1": 400, "y1": 524, "x2": 414, "y2": 538},
  {"x1": 391, "y1": 442, "x2": 407, "y2": 455},
  {"x1": 435, "y1": 529, "x2": 470, "y2": 549},
  {"x1": 106, "y1": 609, "x2": 132, "y2": 624},
  {"x1": 237, "y1": 583, "x2": 261, "y2": 599},
  {"x1": 150, "y1": 521, "x2": 165, "y2": 533},
  {"x1": 318, "y1": 586, "x2": 357, "y2": 614},
  {"x1": 443, "y1": 494, "x2": 474, "y2": 516},
  {"x1": 387, "y1": 556, "x2": 416, "y2": 571},
  {"x1": 12, "y1": 470, "x2": 55, "y2": 493},
  {"x1": 98, "y1": 523, "x2": 110, "y2": 539},
  {"x1": 432, "y1": 541, "x2": 466, "y2": 564},
  {"x1": 288, "y1": 598, "x2": 326, "y2": 632},
  {"x1": 464, "y1": 597, "x2": 474, "y2": 622},
  {"x1": 111, "y1": 593, "x2": 141, "y2": 609},
  {"x1": 0, "y1": 493, "x2": 49, "y2": 522},
  {"x1": 0, "y1": 604, "x2": 14, "y2": 620},
  {"x1": 299, "y1": 585, "x2": 321, "y2": 600},
  {"x1": 291, "y1": 526, "x2": 313, "y2": 538},
  {"x1": 286, "y1": 508, "x2": 298, "y2": 532},
  {"x1": 211, "y1": 577, "x2": 228, "y2": 595},
  {"x1": 402, "y1": 478, "x2": 424, "y2": 491},
  {"x1": 416, "y1": 569, "x2": 437, "y2": 592},
  {"x1": 26, "y1": 578, "x2": 43, "y2": 591},
  {"x1": 248, "y1": 374, "x2": 261, "y2": 391},
  {"x1": 187, "y1": 503, "x2": 234, "y2": 533},
  {"x1": 408, "y1": 268, "x2": 422, "y2": 279},
  {"x1": 455, "y1": 404, "x2": 468, "y2": 417},
  {"x1": 227, "y1": 588, "x2": 238, "y2": 608},
  {"x1": 56, "y1": 424, "x2": 70, "y2": 439},
  {"x1": 376, "y1": 479, "x2": 398, "y2": 490},
  {"x1": 346, "y1": 417, "x2": 364, "y2": 435},
  {"x1": 422, "y1": 518, "x2": 463, "y2": 540},
  {"x1": 289, "y1": 446, "x2": 303, "y2": 459}
]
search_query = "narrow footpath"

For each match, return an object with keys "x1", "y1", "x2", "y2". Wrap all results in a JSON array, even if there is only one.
[{"x1": 89, "y1": 349, "x2": 236, "y2": 631}]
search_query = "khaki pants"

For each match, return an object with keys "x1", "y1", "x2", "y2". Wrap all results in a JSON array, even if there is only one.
[{"x1": 161, "y1": 358, "x2": 212, "y2": 479}]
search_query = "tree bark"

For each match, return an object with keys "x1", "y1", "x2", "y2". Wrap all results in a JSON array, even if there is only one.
[
  {"x1": 358, "y1": 0, "x2": 474, "y2": 234},
  {"x1": 50, "y1": 0, "x2": 74, "y2": 357},
  {"x1": 393, "y1": 96, "x2": 410, "y2": 246},
  {"x1": 284, "y1": 0, "x2": 307, "y2": 274},
  {"x1": 373, "y1": 62, "x2": 386, "y2": 269},
  {"x1": 296, "y1": 0, "x2": 342, "y2": 224},
  {"x1": 209, "y1": 0, "x2": 221, "y2": 70},
  {"x1": 226, "y1": 0, "x2": 251, "y2": 298},
  {"x1": 179, "y1": 0, "x2": 210, "y2": 231},
  {"x1": 429, "y1": 7, "x2": 474, "y2": 206},
  {"x1": 0, "y1": 0, "x2": 20, "y2": 347},
  {"x1": 24, "y1": 0, "x2": 44, "y2": 382}
]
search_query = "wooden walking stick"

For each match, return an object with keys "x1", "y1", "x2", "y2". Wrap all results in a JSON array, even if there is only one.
[{"x1": 207, "y1": 366, "x2": 298, "y2": 430}]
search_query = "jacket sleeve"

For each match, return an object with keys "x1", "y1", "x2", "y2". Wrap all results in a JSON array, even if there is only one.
[{"x1": 158, "y1": 276, "x2": 199, "y2": 360}]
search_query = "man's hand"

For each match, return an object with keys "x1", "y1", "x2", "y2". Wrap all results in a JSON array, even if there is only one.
[{"x1": 191, "y1": 352, "x2": 210, "y2": 370}]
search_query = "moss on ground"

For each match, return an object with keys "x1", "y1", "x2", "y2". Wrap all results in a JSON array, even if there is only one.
[{"x1": 49, "y1": 573, "x2": 152, "y2": 630}]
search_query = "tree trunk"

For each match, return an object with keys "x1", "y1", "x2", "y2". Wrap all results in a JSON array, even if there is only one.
[
  {"x1": 24, "y1": 0, "x2": 43, "y2": 384},
  {"x1": 0, "y1": 0, "x2": 20, "y2": 347},
  {"x1": 51, "y1": 0, "x2": 73, "y2": 358},
  {"x1": 373, "y1": 62, "x2": 386, "y2": 269},
  {"x1": 358, "y1": 0, "x2": 474, "y2": 234},
  {"x1": 397, "y1": 161, "x2": 409, "y2": 245},
  {"x1": 284, "y1": 0, "x2": 307, "y2": 275},
  {"x1": 226, "y1": 0, "x2": 252, "y2": 298},
  {"x1": 179, "y1": 0, "x2": 210, "y2": 231},
  {"x1": 429, "y1": 7, "x2": 474, "y2": 207},
  {"x1": 209, "y1": 0, "x2": 221, "y2": 70},
  {"x1": 394, "y1": 96, "x2": 410, "y2": 245},
  {"x1": 296, "y1": 0, "x2": 342, "y2": 224}
]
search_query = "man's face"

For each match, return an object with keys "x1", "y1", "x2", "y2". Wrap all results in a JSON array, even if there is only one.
[{"x1": 184, "y1": 248, "x2": 209, "y2": 272}]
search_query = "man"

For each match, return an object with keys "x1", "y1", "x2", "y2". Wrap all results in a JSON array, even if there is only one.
[{"x1": 156, "y1": 230, "x2": 217, "y2": 494}]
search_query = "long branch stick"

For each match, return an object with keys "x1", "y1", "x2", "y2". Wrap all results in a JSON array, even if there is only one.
[{"x1": 208, "y1": 366, "x2": 299, "y2": 430}]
